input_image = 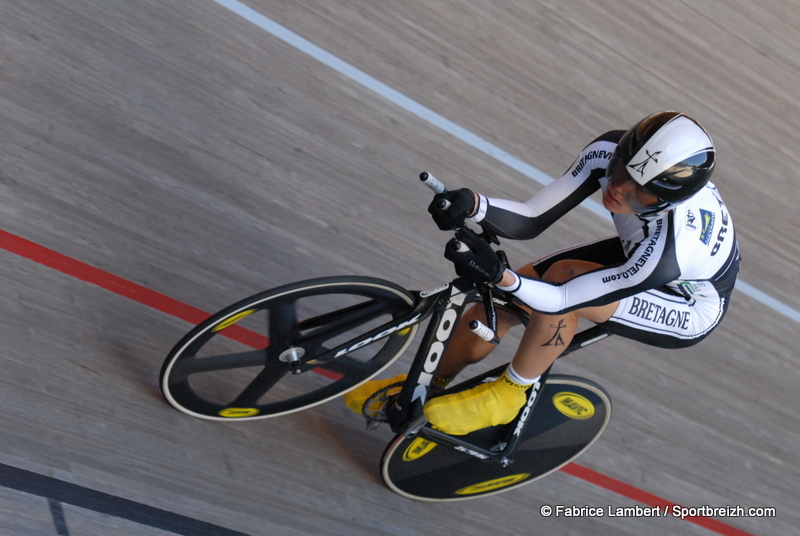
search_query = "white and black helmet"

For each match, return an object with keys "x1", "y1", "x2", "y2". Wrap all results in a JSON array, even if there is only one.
[{"x1": 612, "y1": 111, "x2": 716, "y2": 204}]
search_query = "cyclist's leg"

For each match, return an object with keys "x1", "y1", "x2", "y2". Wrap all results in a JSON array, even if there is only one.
[
  {"x1": 509, "y1": 260, "x2": 618, "y2": 380},
  {"x1": 345, "y1": 265, "x2": 534, "y2": 419},
  {"x1": 424, "y1": 260, "x2": 617, "y2": 435},
  {"x1": 434, "y1": 238, "x2": 625, "y2": 382},
  {"x1": 432, "y1": 303, "x2": 526, "y2": 380}
]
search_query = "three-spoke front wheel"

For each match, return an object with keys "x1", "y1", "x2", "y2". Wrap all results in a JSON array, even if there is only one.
[{"x1": 160, "y1": 276, "x2": 418, "y2": 421}]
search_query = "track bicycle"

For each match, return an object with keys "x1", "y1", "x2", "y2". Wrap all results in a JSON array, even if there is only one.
[{"x1": 159, "y1": 173, "x2": 613, "y2": 501}]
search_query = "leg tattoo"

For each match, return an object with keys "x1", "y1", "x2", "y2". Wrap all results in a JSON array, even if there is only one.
[{"x1": 542, "y1": 319, "x2": 567, "y2": 347}]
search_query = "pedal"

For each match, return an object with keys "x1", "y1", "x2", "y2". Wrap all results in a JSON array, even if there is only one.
[{"x1": 361, "y1": 382, "x2": 404, "y2": 428}]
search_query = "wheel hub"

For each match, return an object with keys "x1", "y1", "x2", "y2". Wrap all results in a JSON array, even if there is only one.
[{"x1": 279, "y1": 347, "x2": 305, "y2": 363}]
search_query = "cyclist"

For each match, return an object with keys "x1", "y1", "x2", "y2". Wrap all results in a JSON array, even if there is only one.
[{"x1": 346, "y1": 111, "x2": 740, "y2": 435}]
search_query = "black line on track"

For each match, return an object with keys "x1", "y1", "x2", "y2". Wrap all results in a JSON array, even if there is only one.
[{"x1": 0, "y1": 462, "x2": 250, "y2": 536}]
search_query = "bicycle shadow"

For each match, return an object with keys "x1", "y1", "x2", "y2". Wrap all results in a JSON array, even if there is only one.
[{"x1": 293, "y1": 401, "x2": 394, "y2": 485}]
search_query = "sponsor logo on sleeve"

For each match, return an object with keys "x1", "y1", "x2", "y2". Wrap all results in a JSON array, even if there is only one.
[
  {"x1": 699, "y1": 209, "x2": 715, "y2": 245},
  {"x1": 686, "y1": 209, "x2": 697, "y2": 231}
]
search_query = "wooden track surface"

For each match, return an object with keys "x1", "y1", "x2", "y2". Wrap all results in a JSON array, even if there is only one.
[{"x1": 2, "y1": 1, "x2": 797, "y2": 534}]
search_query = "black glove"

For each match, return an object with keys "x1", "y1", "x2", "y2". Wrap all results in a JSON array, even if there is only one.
[
  {"x1": 427, "y1": 188, "x2": 476, "y2": 231},
  {"x1": 444, "y1": 228, "x2": 504, "y2": 284}
]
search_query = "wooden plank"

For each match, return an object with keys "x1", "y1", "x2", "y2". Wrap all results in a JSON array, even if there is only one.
[{"x1": 1, "y1": 0, "x2": 795, "y2": 534}]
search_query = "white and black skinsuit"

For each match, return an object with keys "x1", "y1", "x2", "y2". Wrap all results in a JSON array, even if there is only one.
[{"x1": 471, "y1": 130, "x2": 741, "y2": 348}]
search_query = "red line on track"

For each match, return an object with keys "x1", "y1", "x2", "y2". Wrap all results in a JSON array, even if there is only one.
[
  {"x1": 1, "y1": 230, "x2": 266, "y2": 348},
  {"x1": 559, "y1": 464, "x2": 757, "y2": 536},
  {"x1": 1, "y1": 229, "x2": 758, "y2": 536}
]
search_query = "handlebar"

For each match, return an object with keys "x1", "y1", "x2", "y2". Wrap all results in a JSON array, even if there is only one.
[
  {"x1": 420, "y1": 172, "x2": 453, "y2": 210},
  {"x1": 420, "y1": 171, "x2": 499, "y2": 245},
  {"x1": 420, "y1": 171, "x2": 503, "y2": 344},
  {"x1": 419, "y1": 171, "x2": 446, "y2": 194}
]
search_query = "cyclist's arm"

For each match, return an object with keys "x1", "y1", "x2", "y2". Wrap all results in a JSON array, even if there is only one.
[
  {"x1": 498, "y1": 212, "x2": 681, "y2": 313},
  {"x1": 472, "y1": 131, "x2": 623, "y2": 240}
]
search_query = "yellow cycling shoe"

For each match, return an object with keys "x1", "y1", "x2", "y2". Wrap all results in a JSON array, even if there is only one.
[
  {"x1": 423, "y1": 371, "x2": 529, "y2": 435},
  {"x1": 343, "y1": 374, "x2": 407, "y2": 416}
]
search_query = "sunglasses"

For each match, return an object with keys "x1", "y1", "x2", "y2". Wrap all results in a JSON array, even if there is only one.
[{"x1": 604, "y1": 157, "x2": 666, "y2": 213}]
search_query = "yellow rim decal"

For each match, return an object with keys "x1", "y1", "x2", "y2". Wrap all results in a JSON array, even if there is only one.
[
  {"x1": 455, "y1": 473, "x2": 530, "y2": 495},
  {"x1": 552, "y1": 392, "x2": 595, "y2": 420},
  {"x1": 218, "y1": 407, "x2": 260, "y2": 418},
  {"x1": 402, "y1": 437, "x2": 437, "y2": 461},
  {"x1": 213, "y1": 309, "x2": 257, "y2": 332}
]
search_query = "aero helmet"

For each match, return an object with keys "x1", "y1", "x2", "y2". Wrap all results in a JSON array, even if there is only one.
[{"x1": 611, "y1": 111, "x2": 716, "y2": 204}]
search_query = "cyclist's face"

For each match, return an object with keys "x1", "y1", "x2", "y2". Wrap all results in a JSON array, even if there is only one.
[{"x1": 602, "y1": 158, "x2": 662, "y2": 214}]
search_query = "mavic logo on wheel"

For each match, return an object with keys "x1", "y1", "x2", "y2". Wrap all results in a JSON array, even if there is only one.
[
  {"x1": 218, "y1": 407, "x2": 260, "y2": 418},
  {"x1": 411, "y1": 288, "x2": 467, "y2": 405},
  {"x1": 552, "y1": 392, "x2": 595, "y2": 420},
  {"x1": 512, "y1": 381, "x2": 542, "y2": 438},
  {"x1": 455, "y1": 474, "x2": 530, "y2": 496},
  {"x1": 334, "y1": 314, "x2": 423, "y2": 357}
]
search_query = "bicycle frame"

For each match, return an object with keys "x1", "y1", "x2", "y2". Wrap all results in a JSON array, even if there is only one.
[
  {"x1": 385, "y1": 279, "x2": 477, "y2": 431},
  {"x1": 159, "y1": 172, "x2": 615, "y2": 467},
  {"x1": 362, "y1": 275, "x2": 614, "y2": 467},
  {"x1": 401, "y1": 323, "x2": 611, "y2": 467}
]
